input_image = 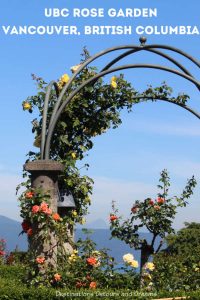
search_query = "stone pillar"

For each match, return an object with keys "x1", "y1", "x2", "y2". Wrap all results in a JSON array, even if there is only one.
[{"x1": 24, "y1": 160, "x2": 64, "y2": 269}]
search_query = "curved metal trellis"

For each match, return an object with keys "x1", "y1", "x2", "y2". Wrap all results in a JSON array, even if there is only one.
[{"x1": 40, "y1": 37, "x2": 200, "y2": 160}]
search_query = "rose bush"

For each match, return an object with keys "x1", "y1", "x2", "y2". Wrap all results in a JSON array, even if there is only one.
[
  {"x1": 18, "y1": 48, "x2": 195, "y2": 287},
  {"x1": 110, "y1": 169, "x2": 196, "y2": 285}
]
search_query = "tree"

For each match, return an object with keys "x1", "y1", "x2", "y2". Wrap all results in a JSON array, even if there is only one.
[
  {"x1": 109, "y1": 170, "x2": 196, "y2": 279},
  {"x1": 153, "y1": 222, "x2": 200, "y2": 290}
]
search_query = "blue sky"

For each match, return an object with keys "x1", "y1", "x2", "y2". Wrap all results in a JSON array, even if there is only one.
[{"x1": 0, "y1": 0, "x2": 200, "y2": 230}]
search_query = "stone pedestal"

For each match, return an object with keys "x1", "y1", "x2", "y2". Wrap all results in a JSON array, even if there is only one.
[{"x1": 24, "y1": 160, "x2": 64, "y2": 268}]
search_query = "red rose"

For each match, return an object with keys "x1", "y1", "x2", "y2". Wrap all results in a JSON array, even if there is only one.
[
  {"x1": 149, "y1": 199, "x2": 154, "y2": 205},
  {"x1": 36, "y1": 256, "x2": 45, "y2": 264},
  {"x1": 89, "y1": 281, "x2": 97, "y2": 289},
  {"x1": 32, "y1": 205, "x2": 40, "y2": 214},
  {"x1": 86, "y1": 257, "x2": 97, "y2": 266},
  {"x1": 53, "y1": 213, "x2": 61, "y2": 221},
  {"x1": 131, "y1": 206, "x2": 138, "y2": 213},
  {"x1": 21, "y1": 221, "x2": 30, "y2": 232},
  {"x1": 40, "y1": 202, "x2": 49, "y2": 213},
  {"x1": 154, "y1": 205, "x2": 161, "y2": 210},
  {"x1": 157, "y1": 197, "x2": 165, "y2": 204},
  {"x1": 110, "y1": 215, "x2": 118, "y2": 222},
  {"x1": 25, "y1": 191, "x2": 34, "y2": 199}
]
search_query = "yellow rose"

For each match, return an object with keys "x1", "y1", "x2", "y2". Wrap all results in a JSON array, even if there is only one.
[
  {"x1": 80, "y1": 217, "x2": 86, "y2": 225},
  {"x1": 129, "y1": 260, "x2": 139, "y2": 268},
  {"x1": 71, "y1": 152, "x2": 76, "y2": 159},
  {"x1": 60, "y1": 74, "x2": 70, "y2": 84},
  {"x1": 84, "y1": 196, "x2": 91, "y2": 205},
  {"x1": 111, "y1": 76, "x2": 117, "y2": 81},
  {"x1": 111, "y1": 80, "x2": 117, "y2": 89},
  {"x1": 23, "y1": 102, "x2": 32, "y2": 110},
  {"x1": 68, "y1": 254, "x2": 77, "y2": 262},
  {"x1": 72, "y1": 210, "x2": 77, "y2": 217},
  {"x1": 70, "y1": 64, "x2": 82, "y2": 73},
  {"x1": 123, "y1": 253, "x2": 134, "y2": 263},
  {"x1": 145, "y1": 262, "x2": 155, "y2": 271},
  {"x1": 143, "y1": 272, "x2": 152, "y2": 280}
]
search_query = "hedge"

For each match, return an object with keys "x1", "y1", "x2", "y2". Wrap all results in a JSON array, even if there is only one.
[{"x1": 1, "y1": 265, "x2": 200, "y2": 299}]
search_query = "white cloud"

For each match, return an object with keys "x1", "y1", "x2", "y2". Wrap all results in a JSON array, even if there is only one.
[
  {"x1": 86, "y1": 176, "x2": 156, "y2": 225},
  {"x1": 168, "y1": 161, "x2": 200, "y2": 178},
  {"x1": 86, "y1": 175, "x2": 200, "y2": 230}
]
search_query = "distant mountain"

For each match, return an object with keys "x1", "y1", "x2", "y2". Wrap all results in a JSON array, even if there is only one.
[
  {"x1": 0, "y1": 215, "x2": 27, "y2": 251},
  {"x1": 0, "y1": 215, "x2": 164, "y2": 267},
  {"x1": 76, "y1": 218, "x2": 108, "y2": 229}
]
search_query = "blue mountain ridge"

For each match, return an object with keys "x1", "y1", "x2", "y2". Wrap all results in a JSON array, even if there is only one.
[{"x1": 0, "y1": 215, "x2": 163, "y2": 266}]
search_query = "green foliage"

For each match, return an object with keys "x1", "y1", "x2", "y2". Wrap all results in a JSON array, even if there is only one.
[
  {"x1": 19, "y1": 48, "x2": 196, "y2": 288},
  {"x1": 153, "y1": 222, "x2": 200, "y2": 291},
  {"x1": 2, "y1": 265, "x2": 200, "y2": 299},
  {"x1": 110, "y1": 170, "x2": 196, "y2": 275},
  {"x1": 20, "y1": 51, "x2": 192, "y2": 223},
  {"x1": 110, "y1": 170, "x2": 196, "y2": 248}
]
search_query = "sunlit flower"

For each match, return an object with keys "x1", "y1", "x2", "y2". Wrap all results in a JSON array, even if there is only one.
[
  {"x1": 157, "y1": 197, "x2": 165, "y2": 204},
  {"x1": 68, "y1": 254, "x2": 78, "y2": 262},
  {"x1": 79, "y1": 217, "x2": 86, "y2": 225},
  {"x1": 110, "y1": 76, "x2": 117, "y2": 89},
  {"x1": 54, "y1": 273, "x2": 61, "y2": 281},
  {"x1": 32, "y1": 205, "x2": 40, "y2": 214},
  {"x1": 111, "y1": 80, "x2": 117, "y2": 89},
  {"x1": 109, "y1": 215, "x2": 118, "y2": 222},
  {"x1": 71, "y1": 152, "x2": 76, "y2": 159},
  {"x1": 53, "y1": 213, "x2": 61, "y2": 221},
  {"x1": 84, "y1": 196, "x2": 91, "y2": 204},
  {"x1": 40, "y1": 202, "x2": 49, "y2": 213},
  {"x1": 25, "y1": 191, "x2": 34, "y2": 199},
  {"x1": 86, "y1": 257, "x2": 97, "y2": 266},
  {"x1": 145, "y1": 262, "x2": 155, "y2": 271},
  {"x1": 45, "y1": 208, "x2": 52, "y2": 215},
  {"x1": 70, "y1": 64, "x2": 82, "y2": 73},
  {"x1": 111, "y1": 76, "x2": 117, "y2": 82},
  {"x1": 60, "y1": 74, "x2": 70, "y2": 84},
  {"x1": 129, "y1": 260, "x2": 139, "y2": 268},
  {"x1": 149, "y1": 199, "x2": 154, "y2": 205},
  {"x1": 143, "y1": 272, "x2": 152, "y2": 280},
  {"x1": 35, "y1": 256, "x2": 45, "y2": 264},
  {"x1": 123, "y1": 253, "x2": 134, "y2": 263},
  {"x1": 89, "y1": 281, "x2": 97, "y2": 289},
  {"x1": 154, "y1": 205, "x2": 161, "y2": 211},
  {"x1": 131, "y1": 206, "x2": 138, "y2": 213},
  {"x1": 72, "y1": 210, "x2": 77, "y2": 217},
  {"x1": 23, "y1": 102, "x2": 32, "y2": 110}
]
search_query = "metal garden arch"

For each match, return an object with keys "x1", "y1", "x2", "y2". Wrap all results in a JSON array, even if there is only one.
[
  {"x1": 24, "y1": 37, "x2": 200, "y2": 264},
  {"x1": 41, "y1": 36, "x2": 200, "y2": 160}
]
